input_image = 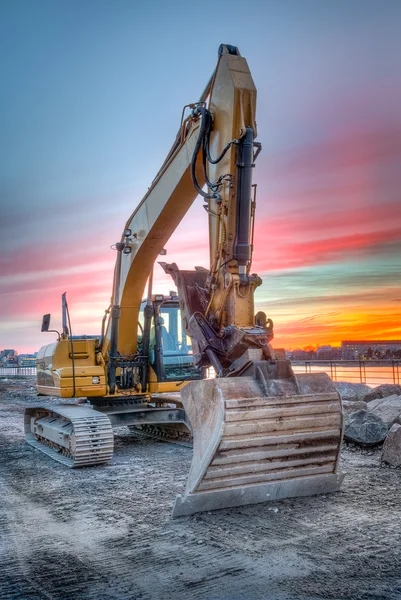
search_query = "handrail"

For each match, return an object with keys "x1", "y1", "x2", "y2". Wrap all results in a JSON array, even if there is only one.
[{"x1": 291, "y1": 359, "x2": 400, "y2": 387}]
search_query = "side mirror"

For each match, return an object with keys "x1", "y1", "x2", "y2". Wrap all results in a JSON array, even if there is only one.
[{"x1": 41, "y1": 314, "x2": 51, "y2": 332}]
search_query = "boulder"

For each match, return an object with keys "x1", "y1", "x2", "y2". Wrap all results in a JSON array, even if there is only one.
[
  {"x1": 342, "y1": 400, "x2": 368, "y2": 418},
  {"x1": 334, "y1": 382, "x2": 372, "y2": 402},
  {"x1": 367, "y1": 394, "x2": 401, "y2": 428},
  {"x1": 382, "y1": 423, "x2": 401, "y2": 467},
  {"x1": 344, "y1": 409, "x2": 388, "y2": 446},
  {"x1": 364, "y1": 384, "x2": 401, "y2": 403}
]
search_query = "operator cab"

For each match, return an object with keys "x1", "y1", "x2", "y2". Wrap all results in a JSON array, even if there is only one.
[{"x1": 138, "y1": 294, "x2": 204, "y2": 383}]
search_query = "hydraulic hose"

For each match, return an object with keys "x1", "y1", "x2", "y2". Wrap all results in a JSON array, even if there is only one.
[{"x1": 190, "y1": 107, "x2": 218, "y2": 200}]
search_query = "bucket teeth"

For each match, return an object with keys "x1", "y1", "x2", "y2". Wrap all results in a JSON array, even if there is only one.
[{"x1": 172, "y1": 373, "x2": 344, "y2": 517}]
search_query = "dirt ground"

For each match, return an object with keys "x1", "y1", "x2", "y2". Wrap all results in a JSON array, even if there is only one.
[{"x1": 1, "y1": 378, "x2": 401, "y2": 600}]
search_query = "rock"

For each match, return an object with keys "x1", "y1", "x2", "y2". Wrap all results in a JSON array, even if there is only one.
[
  {"x1": 344, "y1": 409, "x2": 388, "y2": 446},
  {"x1": 334, "y1": 382, "x2": 372, "y2": 402},
  {"x1": 381, "y1": 423, "x2": 401, "y2": 467},
  {"x1": 364, "y1": 384, "x2": 401, "y2": 403},
  {"x1": 367, "y1": 394, "x2": 401, "y2": 428},
  {"x1": 342, "y1": 400, "x2": 368, "y2": 418}
]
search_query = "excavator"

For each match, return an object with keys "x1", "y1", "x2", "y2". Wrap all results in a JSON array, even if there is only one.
[{"x1": 26, "y1": 44, "x2": 344, "y2": 517}]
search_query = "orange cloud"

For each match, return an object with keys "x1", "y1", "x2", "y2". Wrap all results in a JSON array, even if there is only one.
[{"x1": 252, "y1": 218, "x2": 401, "y2": 272}]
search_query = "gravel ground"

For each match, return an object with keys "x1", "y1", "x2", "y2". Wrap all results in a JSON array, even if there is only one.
[{"x1": 1, "y1": 378, "x2": 401, "y2": 600}]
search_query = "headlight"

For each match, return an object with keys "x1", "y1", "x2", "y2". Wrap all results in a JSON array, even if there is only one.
[{"x1": 92, "y1": 376, "x2": 100, "y2": 384}]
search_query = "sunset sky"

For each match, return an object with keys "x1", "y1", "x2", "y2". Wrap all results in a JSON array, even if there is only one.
[{"x1": 1, "y1": 0, "x2": 400, "y2": 353}]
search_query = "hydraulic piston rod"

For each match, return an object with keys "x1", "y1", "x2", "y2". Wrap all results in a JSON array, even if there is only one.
[{"x1": 234, "y1": 126, "x2": 254, "y2": 277}]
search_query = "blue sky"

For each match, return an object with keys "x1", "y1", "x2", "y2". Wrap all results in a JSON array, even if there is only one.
[{"x1": 1, "y1": 0, "x2": 400, "y2": 351}]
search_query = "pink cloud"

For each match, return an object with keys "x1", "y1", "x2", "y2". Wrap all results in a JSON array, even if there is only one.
[
  {"x1": 252, "y1": 208, "x2": 401, "y2": 272},
  {"x1": 255, "y1": 198, "x2": 398, "y2": 240},
  {"x1": 0, "y1": 239, "x2": 113, "y2": 279},
  {"x1": 269, "y1": 129, "x2": 401, "y2": 177}
]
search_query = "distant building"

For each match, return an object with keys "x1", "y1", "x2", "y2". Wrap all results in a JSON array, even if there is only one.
[
  {"x1": 291, "y1": 348, "x2": 316, "y2": 360},
  {"x1": 316, "y1": 345, "x2": 341, "y2": 360},
  {"x1": 341, "y1": 340, "x2": 401, "y2": 360},
  {"x1": 0, "y1": 349, "x2": 18, "y2": 365},
  {"x1": 18, "y1": 354, "x2": 37, "y2": 367},
  {"x1": 1, "y1": 349, "x2": 16, "y2": 359}
]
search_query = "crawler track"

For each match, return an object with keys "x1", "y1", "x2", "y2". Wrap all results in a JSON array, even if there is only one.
[
  {"x1": 24, "y1": 405, "x2": 114, "y2": 467},
  {"x1": 131, "y1": 423, "x2": 193, "y2": 448}
]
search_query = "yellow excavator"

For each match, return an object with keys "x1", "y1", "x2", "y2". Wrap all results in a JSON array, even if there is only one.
[{"x1": 26, "y1": 44, "x2": 344, "y2": 517}]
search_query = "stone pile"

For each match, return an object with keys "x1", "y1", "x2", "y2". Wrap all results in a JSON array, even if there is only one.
[{"x1": 334, "y1": 382, "x2": 401, "y2": 466}]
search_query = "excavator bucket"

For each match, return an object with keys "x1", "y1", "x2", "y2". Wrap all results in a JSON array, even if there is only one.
[{"x1": 172, "y1": 370, "x2": 344, "y2": 517}]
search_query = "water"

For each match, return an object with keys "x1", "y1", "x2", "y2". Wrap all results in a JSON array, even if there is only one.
[
  {"x1": 1, "y1": 363, "x2": 399, "y2": 389},
  {"x1": 292, "y1": 361, "x2": 400, "y2": 388}
]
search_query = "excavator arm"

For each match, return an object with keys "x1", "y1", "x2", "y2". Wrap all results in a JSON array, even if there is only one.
[
  {"x1": 105, "y1": 44, "x2": 273, "y2": 380},
  {"x1": 162, "y1": 44, "x2": 272, "y2": 376}
]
